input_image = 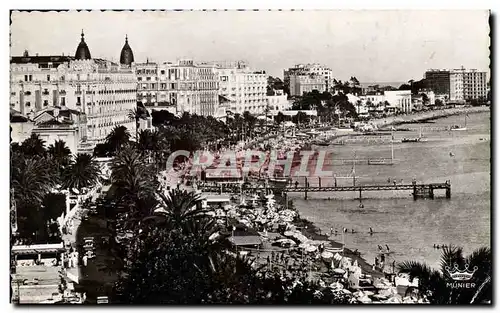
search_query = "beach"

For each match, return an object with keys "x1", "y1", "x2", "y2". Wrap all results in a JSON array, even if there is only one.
[{"x1": 290, "y1": 109, "x2": 490, "y2": 269}]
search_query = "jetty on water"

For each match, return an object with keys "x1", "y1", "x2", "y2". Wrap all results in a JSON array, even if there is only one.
[{"x1": 199, "y1": 178, "x2": 452, "y2": 200}]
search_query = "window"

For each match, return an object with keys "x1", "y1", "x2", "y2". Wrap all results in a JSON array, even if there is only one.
[
  {"x1": 43, "y1": 100, "x2": 48, "y2": 106},
  {"x1": 161, "y1": 70, "x2": 165, "y2": 75},
  {"x1": 146, "y1": 77, "x2": 151, "y2": 81},
  {"x1": 138, "y1": 77, "x2": 142, "y2": 81},
  {"x1": 29, "y1": 75, "x2": 32, "y2": 81},
  {"x1": 24, "y1": 75, "x2": 28, "y2": 82},
  {"x1": 77, "y1": 97, "x2": 81, "y2": 105},
  {"x1": 25, "y1": 102, "x2": 31, "y2": 107},
  {"x1": 47, "y1": 75, "x2": 50, "y2": 81}
]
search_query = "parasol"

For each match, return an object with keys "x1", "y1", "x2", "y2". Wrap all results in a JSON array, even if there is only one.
[
  {"x1": 321, "y1": 251, "x2": 334, "y2": 259},
  {"x1": 305, "y1": 245, "x2": 317, "y2": 252}
]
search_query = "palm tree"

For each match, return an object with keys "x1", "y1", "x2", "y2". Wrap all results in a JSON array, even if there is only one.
[
  {"x1": 48, "y1": 140, "x2": 71, "y2": 162},
  {"x1": 61, "y1": 153, "x2": 101, "y2": 193},
  {"x1": 11, "y1": 152, "x2": 57, "y2": 206},
  {"x1": 48, "y1": 140, "x2": 72, "y2": 172},
  {"x1": 106, "y1": 126, "x2": 131, "y2": 153},
  {"x1": 128, "y1": 105, "x2": 149, "y2": 142},
  {"x1": 111, "y1": 146, "x2": 158, "y2": 223},
  {"x1": 137, "y1": 129, "x2": 154, "y2": 153},
  {"x1": 21, "y1": 133, "x2": 47, "y2": 157},
  {"x1": 397, "y1": 245, "x2": 491, "y2": 304},
  {"x1": 152, "y1": 189, "x2": 211, "y2": 233},
  {"x1": 11, "y1": 152, "x2": 57, "y2": 242}
]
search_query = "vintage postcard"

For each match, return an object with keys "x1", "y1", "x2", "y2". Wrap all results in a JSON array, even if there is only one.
[{"x1": 9, "y1": 9, "x2": 491, "y2": 305}]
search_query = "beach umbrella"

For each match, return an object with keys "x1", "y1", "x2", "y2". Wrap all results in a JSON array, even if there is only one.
[
  {"x1": 305, "y1": 245, "x2": 317, "y2": 253},
  {"x1": 298, "y1": 242, "x2": 309, "y2": 249},
  {"x1": 321, "y1": 251, "x2": 334, "y2": 259}
]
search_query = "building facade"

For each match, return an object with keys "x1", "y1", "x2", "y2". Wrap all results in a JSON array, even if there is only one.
[
  {"x1": 135, "y1": 60, "x2": 219, "y2": 116},
  {"x1": 288, "y1": 74, "x2": 327, "y2": 96},
  {"x1": 284, "y1": 63, "x2": 333, "y2": 96},
  {"x1": 267, "y1": 90, "x2": 292, "y2": 113},
  {"x1": 10, "y1": 32, "x2": 137, "y2": 150},
  {"x1": 384, "y1": 90, "x2": 413, "y2": 113},
  {"x1": 215, "y1": 61, "x2": 268, "y2": 115},
  {"x1": 425, "y1": 68, "x2": 487, "y2": 102}
]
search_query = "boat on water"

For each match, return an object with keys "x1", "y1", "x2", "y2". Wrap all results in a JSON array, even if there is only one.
[
  {"x1": 401, "y1": 127, "x2": 426, "y2": 143},
  {"x1": 401, "y1": 137, "x2": 422, "y2": 143}
]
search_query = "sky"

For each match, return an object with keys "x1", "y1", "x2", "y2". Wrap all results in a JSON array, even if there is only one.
[{"x1": 10, "y1": 10, "x2": 490, "y2": 83}]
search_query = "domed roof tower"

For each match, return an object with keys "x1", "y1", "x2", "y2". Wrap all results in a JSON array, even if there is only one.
[
  {"x1": 120, "y1": 35, "x2": 134, "y2": 66},
  {"x1": 75, "y1": 30, "x2": 92, "y2": 60}
]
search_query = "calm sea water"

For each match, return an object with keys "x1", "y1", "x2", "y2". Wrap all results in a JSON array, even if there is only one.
[{"x1": 291, "y1": 111, "x2": 491, "y2": 269}]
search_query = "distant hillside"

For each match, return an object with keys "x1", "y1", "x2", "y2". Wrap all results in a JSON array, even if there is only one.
[{"x1": 360, "y1": 82, "x2": 406, "y2": 88}]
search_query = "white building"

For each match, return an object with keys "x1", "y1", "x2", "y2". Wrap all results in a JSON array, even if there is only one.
[
  {"x1": 10, "y1": 31, "x2": 137, "y2": 150},
  {"x1": 135, "y1": 59, "x2": 220, "y2": 117},
  {"x1": 384, "y1": 90, "x2": 413, "y2": 113},
  {"x1": 267, "y1": 90, "x2": 292, "y2": 113},
  {"x1": 215, "y1": 61, "x2": 268, "y2": 115},
  {"x1": 425, "y1": 67, "x2": 487, "y2": 102},
  {"x1": 284, "y1": 63, "x2": 333, "y2": 96},
  {"x1": 288, "y1": 74, "x2": 327, "y2": 96}
]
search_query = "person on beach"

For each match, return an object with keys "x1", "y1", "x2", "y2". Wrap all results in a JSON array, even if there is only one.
[{"x1": 369, "y1": 227, "x2": 374, "y2": 234}]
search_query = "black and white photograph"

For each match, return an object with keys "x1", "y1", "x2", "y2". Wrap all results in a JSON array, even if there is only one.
[{"x1": 8, "y1": 8, "x2": 492, "y2": 305}]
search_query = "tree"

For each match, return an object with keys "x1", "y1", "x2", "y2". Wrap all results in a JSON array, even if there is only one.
[
  {"x1": 61, "y1": 153, "x2": 101, "y2": 193},
  {"x1": 11, "y1": 152, "x2": 58, "y2": 243},
  {"x1": 106, "y1": 126, "x2": 131, "y2": 154},
  {"x1": 151, "y1": 189, "x2": 211, "y2": 232},
  {"x1": 398, "y1": 245, "x2": 491, "y2": 304},
  {"x1": 292, "y1": 111, "x2": 309, "y2": 126},
  {"x1": 110, "y1": 145, "x2": 158, "y2": 224},
  {"x1": 21, "y1": 133, "x2": 47, "y2": 157},
  {"x1": 48, "y1": 140, "x2": 72, "y2": 179},
  {"x1": 399, "y1": 84, "x2": 411, "y2": 91},
  {"x1": 275, "y1": 112, "x2": 286, "y2": 125},
  {"x1": 128, "y1": 103, "x2": 150, "y2": 141}
]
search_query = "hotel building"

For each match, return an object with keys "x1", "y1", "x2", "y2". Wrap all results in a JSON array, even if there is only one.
[
  {"x1": 214, "y1": 61, "x2": 268, "y2": 115},
  {"x1": 10, "y1": 31, "x2": 137, "y2": 151},
  {"x1": 135, "y1": 60, "x2": 219, "y2": 116},
  {"x1": 425, "y1": 67, "x2": 488, "y2": 102},
  {"x1": 284, "y1": 63, "x2": 333, "y2": 96}
]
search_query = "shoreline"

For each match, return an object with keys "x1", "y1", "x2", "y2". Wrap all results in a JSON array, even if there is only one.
[
  {"x1": 278, "y1": 106, "x2": 490, "y2": 276},
  {"x1": 371, "y1": 106, "x2": 489, "y2": 129}
]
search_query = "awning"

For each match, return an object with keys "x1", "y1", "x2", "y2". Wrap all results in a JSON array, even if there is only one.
[{"x1": 219, "y1": 95, "x2": 233, "y2": 103}]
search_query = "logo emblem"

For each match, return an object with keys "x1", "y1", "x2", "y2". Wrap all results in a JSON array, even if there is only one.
[{"x1": 445, "y1": 263, "x2": 478, "y2": 281}]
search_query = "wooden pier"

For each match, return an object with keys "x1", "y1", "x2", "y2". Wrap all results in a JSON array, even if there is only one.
[{"x1": 200, "y1": 179, "x2": 452, "y2": 200}]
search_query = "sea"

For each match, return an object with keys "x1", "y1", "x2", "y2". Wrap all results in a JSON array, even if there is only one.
[{"x1": 291, "y1": 111, "x2": 491, "y2": 269}]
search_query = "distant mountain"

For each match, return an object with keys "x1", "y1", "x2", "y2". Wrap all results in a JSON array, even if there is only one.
[{"x1": 360, "y1": 82, "x2": 406, "y2": 88}]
